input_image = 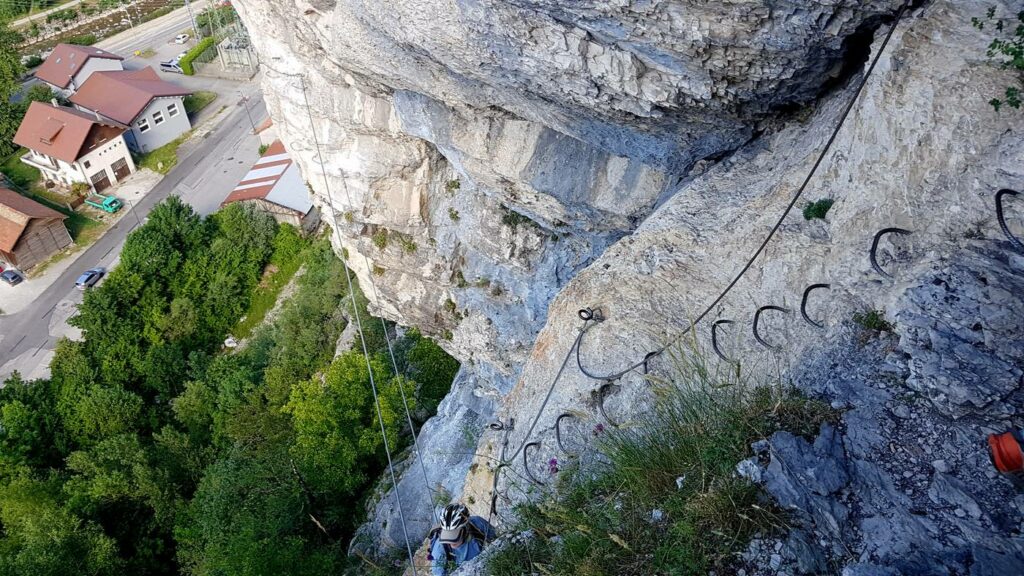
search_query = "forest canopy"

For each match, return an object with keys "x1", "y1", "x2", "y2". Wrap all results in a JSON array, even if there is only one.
[{"x1": 0, "y1": 199, "x2": 459, "y2": 575}]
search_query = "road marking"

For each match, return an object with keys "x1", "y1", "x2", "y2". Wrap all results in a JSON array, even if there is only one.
[
  {"x1": 8, "y1": 334, "x2": 26, "y2": 354},
  {"x1": 31, "y1": 338, "x2": 48, "y2": 358}
]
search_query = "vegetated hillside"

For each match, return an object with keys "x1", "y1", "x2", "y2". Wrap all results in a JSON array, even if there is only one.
[
  {"x1": 233, "y1": 0, "x2": 1024, "y2": 574},
  {"x1": 0, "y1": 198, "x2": 460, "y2": 575}
]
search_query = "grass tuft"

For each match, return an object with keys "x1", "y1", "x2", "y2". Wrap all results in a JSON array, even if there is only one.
[
  {"x1": 852, "y1": 309, "x2": 894, "y2": 333},
  {"x1": 371, "y1": 229, "x2": 389, "y2": 250},
  {"x1": 487, "y1": 347, "x2": 837, "y2": 576},
  {"x1": 396, "y1": 233, "x2": 417, "y2": 254},
  {"x1": 802, "y1": 198, "x2": 834, "y2": 221}
]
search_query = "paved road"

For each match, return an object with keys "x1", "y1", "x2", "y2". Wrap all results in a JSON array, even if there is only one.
[
  {"x1": 0, "y1": 95, "x2": 266, "y2": 382},
  {"x1": 96, "y1": 5, "x2": 193, "y2": 57},
  {"x1": 16, "y1": 7, "x2": 196, "y2": 101}
]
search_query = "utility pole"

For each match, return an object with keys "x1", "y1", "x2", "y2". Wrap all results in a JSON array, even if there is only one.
[
  {"x1": 184, "y1": 0, "x2": 200, "y2": 37},
  {"x1": 239, "y1": 94, "x2": 257, "y2": 134},
  {"x1": 121, "y1": 6, "x2": 135, "y2": 29},
  {"x1": 126, "y1": 197, "x2": 142, "y2": 227}
]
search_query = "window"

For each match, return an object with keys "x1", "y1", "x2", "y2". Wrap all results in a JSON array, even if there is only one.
[
  {"x1": 153, "y1": 110, "x2": 164, "y2": 125},
  {"x1": 138, "y1": 118, "x2": 150, "y2": 133},
  {"x1": 83, "y1": 160, "x2": 91, "y2": 169},
  {"x1": 167, "y1": 102, "x2": 179, "y2": 117}
]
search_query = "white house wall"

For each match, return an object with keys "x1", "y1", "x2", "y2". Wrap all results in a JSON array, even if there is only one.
[
  {"x1": 22, "y1": 135, "x2": 135, "y2": 192},
  {"x1": 128, "y1": 97, "x2": 191, "y2": 153},
  {"x1": 77, "y1": 134, "x2": 135, "y2": 189},
  {"x1": 23, "y1": 149, "x2": 83, "y2": 186}
]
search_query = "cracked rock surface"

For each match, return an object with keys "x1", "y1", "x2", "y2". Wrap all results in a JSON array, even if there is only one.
[{"x1": 234, "y1": 0, "x2": 1024, "y2": 572}]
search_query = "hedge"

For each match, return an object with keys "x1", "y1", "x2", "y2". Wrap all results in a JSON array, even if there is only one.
[{"x1": 179, "y1": 36, "x2": 215, "y2": 75}]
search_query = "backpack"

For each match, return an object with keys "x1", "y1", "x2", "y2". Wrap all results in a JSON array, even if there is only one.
[{"x1": 426, "y1": 516, "x2": 495, "y2": 563}]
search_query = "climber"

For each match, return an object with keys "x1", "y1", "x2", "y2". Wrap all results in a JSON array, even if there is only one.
[{"x1": 428, "y1": 503, "x2": 496, "y2": 575}]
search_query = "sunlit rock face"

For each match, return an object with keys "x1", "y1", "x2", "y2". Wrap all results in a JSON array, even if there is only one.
[{"x1": 236, "y1": 0, "x2": 1024, "y2": 571}]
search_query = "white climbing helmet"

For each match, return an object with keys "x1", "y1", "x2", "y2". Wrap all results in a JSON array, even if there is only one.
[{"x1": 439, "y1": 503, "x2": 470, "y2": 543}]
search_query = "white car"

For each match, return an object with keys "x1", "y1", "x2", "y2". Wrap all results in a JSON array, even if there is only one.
[{"x1": 174, "y1": 33, "x2": 190, "y2": 44}]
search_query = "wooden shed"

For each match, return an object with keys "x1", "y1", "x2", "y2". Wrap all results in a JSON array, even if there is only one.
[{"x1": 0, "y1": 187, "x2": 72, "y2": 270}]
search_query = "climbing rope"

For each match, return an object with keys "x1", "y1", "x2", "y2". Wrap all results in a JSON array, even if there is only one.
[
  {"x1": 299, "y1": 75, "x2": 420, "y2": 575},
  {"x1": 571, "y1": 0, "x2": 912, "y2": 382}
]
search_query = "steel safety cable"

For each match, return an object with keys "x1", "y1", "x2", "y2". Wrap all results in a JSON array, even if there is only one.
[
  {"x1": 573, "y1": 0, "x2": 912, "y2": 382},
  {"x1": 278, "y1": 70, "x2": 443, "y2": 525},
  {"x1": 300, "y1": 75, "x2": 419, "y2": 576}
]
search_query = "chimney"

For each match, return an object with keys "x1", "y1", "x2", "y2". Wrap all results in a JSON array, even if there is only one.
[
  {"x1": 51, "y1": 98, "x2": 58, "y2": 107},
  {"x1": 94, "y1": 109, "x2": 101, "y2": 121}
]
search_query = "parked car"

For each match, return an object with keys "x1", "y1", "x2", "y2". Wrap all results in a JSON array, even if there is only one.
[
  {"x1": 75, "y1": 268, "x2": 105, "y2": 290},
  {"x1": 160, "y1": 60, "x2": 184, "y2": 74},
  {"x1": 1, "y1": 269, "x2": 23, "y2": 286},
  {"x1": 174, "y1": 33, "x2": 190, "y2": 44}
]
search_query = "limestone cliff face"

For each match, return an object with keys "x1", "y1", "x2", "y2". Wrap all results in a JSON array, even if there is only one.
[
  {"x1": 235, "y1": 0, "x2": 904, "y2": 379},
  {"x1": 236, "y1": 0, "x2": 1024, "y2": 573}
]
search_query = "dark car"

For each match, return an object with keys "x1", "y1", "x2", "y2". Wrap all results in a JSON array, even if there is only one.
[
  {"x1": 1, "y1": 269, "x2": 23, "y2": 286},
  {"x1": 76, "y1": 268, "x2": 105, "y2": 290}
]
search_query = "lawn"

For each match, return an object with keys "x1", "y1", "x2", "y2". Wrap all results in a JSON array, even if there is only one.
[
  {"x1": 1, "y1": 149, "x2": 41, "y2": 189},
  {"x1": 184, "y1": 91, "x2": 218, "y2": 116},
  {"x1": 137, "y1": 131, "x2": 192, "y2": 174}
]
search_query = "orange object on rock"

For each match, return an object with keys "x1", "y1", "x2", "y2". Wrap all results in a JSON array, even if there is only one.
[{"x1": 988, "y1": 430, "x2": 1024, "y2": 484}]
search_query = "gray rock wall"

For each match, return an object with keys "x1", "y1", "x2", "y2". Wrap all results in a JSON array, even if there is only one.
[{"x1": 235, "y1": 0, "x2": 1024, "y2": 572}]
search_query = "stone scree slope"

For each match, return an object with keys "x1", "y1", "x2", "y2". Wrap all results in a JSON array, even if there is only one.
[{"x1": 234, "y1": 0, "x2": 1024, "y2": 572}]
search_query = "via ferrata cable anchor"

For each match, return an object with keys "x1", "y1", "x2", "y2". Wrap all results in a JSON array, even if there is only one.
[
  {"x1": 578, "y1": 307, "x2": 605, "y2": 322},
  {"x1": 870, "y1": 228, "x2": 913, "y2": 279}
]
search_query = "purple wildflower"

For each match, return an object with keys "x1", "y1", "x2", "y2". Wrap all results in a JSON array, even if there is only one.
[
  {"x1": 548, "y1": 458, "x2": 559, "y2": 474},
  {"x1": 593, "y1": 423, "x2": 605, "y2": 436}
]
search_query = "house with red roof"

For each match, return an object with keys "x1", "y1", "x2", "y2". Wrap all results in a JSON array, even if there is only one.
[
  {"x1": 221, "y1": 140, "x2": 318, "y2": 230},
  {"x1": 14, "y1": 101, "x2": 136, "y2": 194},
  {"x1": 69, "y1": 67, "x2": 192, "y2": 153},
  {"x1": 0, "y1": 186, "x2": 72, "y2": 270},
  {"x1": 33, "y1": 43, "x2": 125, "y2": 97}
]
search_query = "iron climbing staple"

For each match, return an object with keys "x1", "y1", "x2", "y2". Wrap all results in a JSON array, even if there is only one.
[
  {"x1": 753, "y1": 305, "x2": 790, "y2": 350},
  {"x1": 800, "y1": 284, "x2": 831, "y2": 329},
  {"x1": 870, "y1": 228, "x2": 913, "y2": 278},
  {"x1": 523, "y1": 442, "x2": 545, "y2": 485},
  {"x1": 711, "y1": 319, "x2": 736, "y2": 362},
  {"x1": 995, "y1": 189, "x2": 1023, "y2": 252}
]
